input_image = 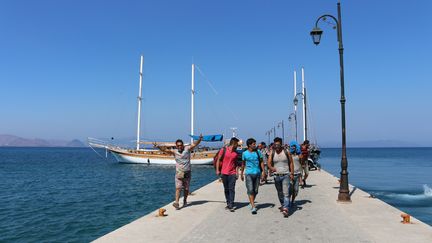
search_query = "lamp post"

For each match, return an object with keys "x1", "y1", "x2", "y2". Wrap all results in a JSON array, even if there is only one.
[
  {"x1": 265, "y1": 130, "x2": 271, "y2": 145},
  {"x1": 310, "y1": 0, "x2": 350, "y2": 202},
  {"x1": 293, "y1": 92, "x2": 307, "y2": 142},
  {"x1": 288, "y1": 113, "x2": 297, "y2": 141},
  {"x1": 277, "y1": 120, "x2": 285, "y2": 143},
  {"x1": 273, "y1": 126, "x2": 276, "y2": 140}
]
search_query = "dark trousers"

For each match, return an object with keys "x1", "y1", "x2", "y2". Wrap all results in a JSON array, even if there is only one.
[{"x1": 221, "y1": 174, "x2": 236, "y2": 208}]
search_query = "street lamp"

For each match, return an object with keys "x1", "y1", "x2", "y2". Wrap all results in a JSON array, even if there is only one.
[
  {"x1": 288, "y1": 113, "x2": 297, "y2": 141},
  {"x1": 265, "y1": 130, "x2": 271, "y2": 145},
  {"x1": 277, "y1": 120, "x2": 284, "y2": 144},
  {"x1": 310, "y1": 1, "x2": 350, "y2": 202}
]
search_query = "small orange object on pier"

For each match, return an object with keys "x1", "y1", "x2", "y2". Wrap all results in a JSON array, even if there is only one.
[
  {"x1": 158, "y1": 208, "x2": 167, "y2": 217},
  {"x1": 401, "y1": 213, "x2": 410, "y2": 224}
]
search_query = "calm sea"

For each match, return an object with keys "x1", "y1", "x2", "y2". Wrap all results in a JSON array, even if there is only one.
[{"x1": 0, "y1": 147, "x2": 431, "y2": 242}]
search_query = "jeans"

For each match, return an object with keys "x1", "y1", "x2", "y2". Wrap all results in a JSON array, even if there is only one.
[
  {"x1": 289, "y1": 174, "x2": 300, "y2": 199},
  {"x1": 245, "y1": 174, "x2": 260, "y2": 196},
  {"x1": 221, "y1": 174, "x2": 236, "y2": 208},
  {"x1": 274, "y1": 174, "x2": 291, "y2": 209}
]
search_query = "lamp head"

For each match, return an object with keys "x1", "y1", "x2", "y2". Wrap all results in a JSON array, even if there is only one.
[
  {"x1": 293, "y1": 97, "x2": 298, "y2": 106},
  {"x1": 310, "y1": 27, "x2": 323, "y2": 45}
]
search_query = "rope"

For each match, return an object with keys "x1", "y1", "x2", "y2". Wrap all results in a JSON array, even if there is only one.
[
  {"x1": 195, "y1": 65, "x2": 219, "y2": 95},
  {"x1": 194, "y1": 64, "x2": 239, "y2": 123},
  {"x1": 88, "y1": 144, "x2": 109, "y2": 160}
]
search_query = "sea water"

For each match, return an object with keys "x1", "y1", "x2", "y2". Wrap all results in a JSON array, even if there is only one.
[
  {"x1": 0, "y1": 147, "x2": 431, "y2": 242},
  {"x1": 0, "y1": 147, "x2": 216, "y2": 242},
  {"x1": 320, "y1": 147, "x2": 432, "y2": 226}
]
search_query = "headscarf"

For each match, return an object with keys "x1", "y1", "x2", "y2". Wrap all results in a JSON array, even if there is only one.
[{"x1": 289, "y1": 141, "x2": 301, "y2": 155}]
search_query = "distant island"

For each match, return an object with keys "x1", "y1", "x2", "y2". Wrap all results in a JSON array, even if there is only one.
[
  {"x1": 320, "y1": 139, "x2": 423, "y2": 148},
  {"x1": 0, "y1": 134, "x2": 85, "y2": 147}
]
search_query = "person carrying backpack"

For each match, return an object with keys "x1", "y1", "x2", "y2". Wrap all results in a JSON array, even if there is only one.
[
  {"x1": 300, "y1": 140, "x2": 310, "y2": 188},
  {"x1": 240, "y1": 138, "x2": 265, "y2": 215},
  {"x1": 289, "y1": 140, "x2": 302, "y2": 207},
  {"x1": 267, "y1": 137, "x2": 294, "y2": 218},
  {"x1": 216, "y1": 137, "x2": 240, "y2": 212}
]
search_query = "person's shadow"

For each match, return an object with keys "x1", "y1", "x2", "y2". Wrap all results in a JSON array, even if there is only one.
[
  {"x1": 234, "y1": 202, "x2": 276, "y2": 210},
  {"x1": 233, "y1": 202, "x2": 250, "y2": 210},
  {"x1": 289, "y1": 199, "x2": 312, "y2": 216},
  {"x1": 303, "y1": 184, "x2": 316, "y2": 188},
  {"x1": 184, "y1": 200, "x2": 225, "y2": 207},
  {"x1": 256, "y1": 203, "x2": 275, "y2": 210}
]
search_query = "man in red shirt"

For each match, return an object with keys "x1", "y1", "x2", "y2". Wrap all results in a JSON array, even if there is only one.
[{"x1": 216, "y1": 137, "x2": 240, "y2": 212}]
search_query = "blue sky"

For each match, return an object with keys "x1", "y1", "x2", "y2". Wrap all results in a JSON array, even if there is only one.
[{"x1": 1, "y1": 0, "x2": 431, "y2": 146}]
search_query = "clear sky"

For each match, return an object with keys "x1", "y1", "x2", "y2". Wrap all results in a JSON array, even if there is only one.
[{"x1": 1, "y1": 0, "x2": 431, "y2": 146}]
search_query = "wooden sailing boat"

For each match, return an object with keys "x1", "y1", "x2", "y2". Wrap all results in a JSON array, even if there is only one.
[{"x1": 89, "y1": 56, "x2": 218, "y2": 165}]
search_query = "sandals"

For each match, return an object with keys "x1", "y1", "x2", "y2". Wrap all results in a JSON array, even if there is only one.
[
  {"x1": 172, "y1": 202, "x2": 180, "y2": 210},
  {"x1": 282, "y1": 208, "x2": 289, "y2": 218}
]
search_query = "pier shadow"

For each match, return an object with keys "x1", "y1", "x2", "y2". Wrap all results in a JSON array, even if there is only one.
[
  {"x1": 349, "y1": 186, "x2": 357, "y2": 197},
  {"x1": 331, "y1": 186, "x2": 357, "y2": 197}
]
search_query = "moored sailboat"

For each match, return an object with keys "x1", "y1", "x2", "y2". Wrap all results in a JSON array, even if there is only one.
[{"x1": 89, "y1": 56, "x2": 219, "y2": 165}]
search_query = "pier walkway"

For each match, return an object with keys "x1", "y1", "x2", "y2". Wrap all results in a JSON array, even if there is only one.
[{"x1": 95, "y1": 170, "x2": 432, "y2": 243}]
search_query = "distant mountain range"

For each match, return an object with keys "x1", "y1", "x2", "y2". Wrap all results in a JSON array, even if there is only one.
[
  {"x1": 0, "y1": 134, "x2": 85, "y2": 147},
  {"x1": 320, "y1": 139, "x2": 423, "y2": 148}
]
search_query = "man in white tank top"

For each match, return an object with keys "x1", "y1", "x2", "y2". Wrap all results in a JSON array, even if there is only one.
[{"x1": 267, "y1": 137, "x2": 294, "y2": 217}]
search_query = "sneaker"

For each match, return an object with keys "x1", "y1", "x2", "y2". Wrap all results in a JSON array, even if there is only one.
[
  {"x1": 229, "y1": 206, "x2": 235, "y2": 212},
  {"x1": 172, "y1": 202, "x2": 180, "y2": 210},
  {"x1": 251, "y1": 207, "x2": 257, "y2": 215}
]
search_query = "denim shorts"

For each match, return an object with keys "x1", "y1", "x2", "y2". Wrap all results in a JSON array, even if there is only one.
[{"x1": 245, "y1": 173, "x2": 260, "y2": 195}]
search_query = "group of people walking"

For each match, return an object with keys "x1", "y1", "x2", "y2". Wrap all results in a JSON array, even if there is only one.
[
  {"x1": 216, "y1": 137, "x2": 310, "y2": 217},
  {"x1": 158, "y1": 135, "x2": 312, "y2": 218}
]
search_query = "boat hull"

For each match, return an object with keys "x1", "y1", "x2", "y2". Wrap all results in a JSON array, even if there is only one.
[{"x1": 109, "y1": 148, "x2": 216, "y2": 165}]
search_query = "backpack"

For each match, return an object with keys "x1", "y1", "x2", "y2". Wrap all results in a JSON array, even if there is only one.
[{"x1": 213, "y1": 147, "x2": 226, "y2": 170}]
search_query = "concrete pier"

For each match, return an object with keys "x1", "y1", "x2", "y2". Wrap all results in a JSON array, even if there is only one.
[{"x1": 94, "y1": 170, "x2": 432, "y2": 243}]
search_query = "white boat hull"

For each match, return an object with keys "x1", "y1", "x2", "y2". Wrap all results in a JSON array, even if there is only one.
[{"x1": 109, "y1": 148, "x2": 215, "y2": 165}]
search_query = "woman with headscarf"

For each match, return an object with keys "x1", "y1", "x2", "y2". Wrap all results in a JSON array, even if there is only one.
[{"x1": 289, "y1": 141, "x2": 303, "y2": 207}]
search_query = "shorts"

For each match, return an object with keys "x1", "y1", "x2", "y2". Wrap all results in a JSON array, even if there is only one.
[
  {"x1": 301, "y1": 159, "x2": 309, "y2": 176},
  {"x1": 245, "y1": 174, "x2": 260, "y2": 195},
  {"x1": 175, "y1": 171, "x2": 191, "y2": 190}
]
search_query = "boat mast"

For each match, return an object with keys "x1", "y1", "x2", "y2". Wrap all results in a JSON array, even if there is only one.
[
  {"x1": 136, "y1": 55, "x2": 144, "y2": 150},
  {"x1": 191, "y1": 63, "x2": 195, "y2": 144},
  {"x1": 302, "y1": 67, "x2": 308, "y2": 142}
]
